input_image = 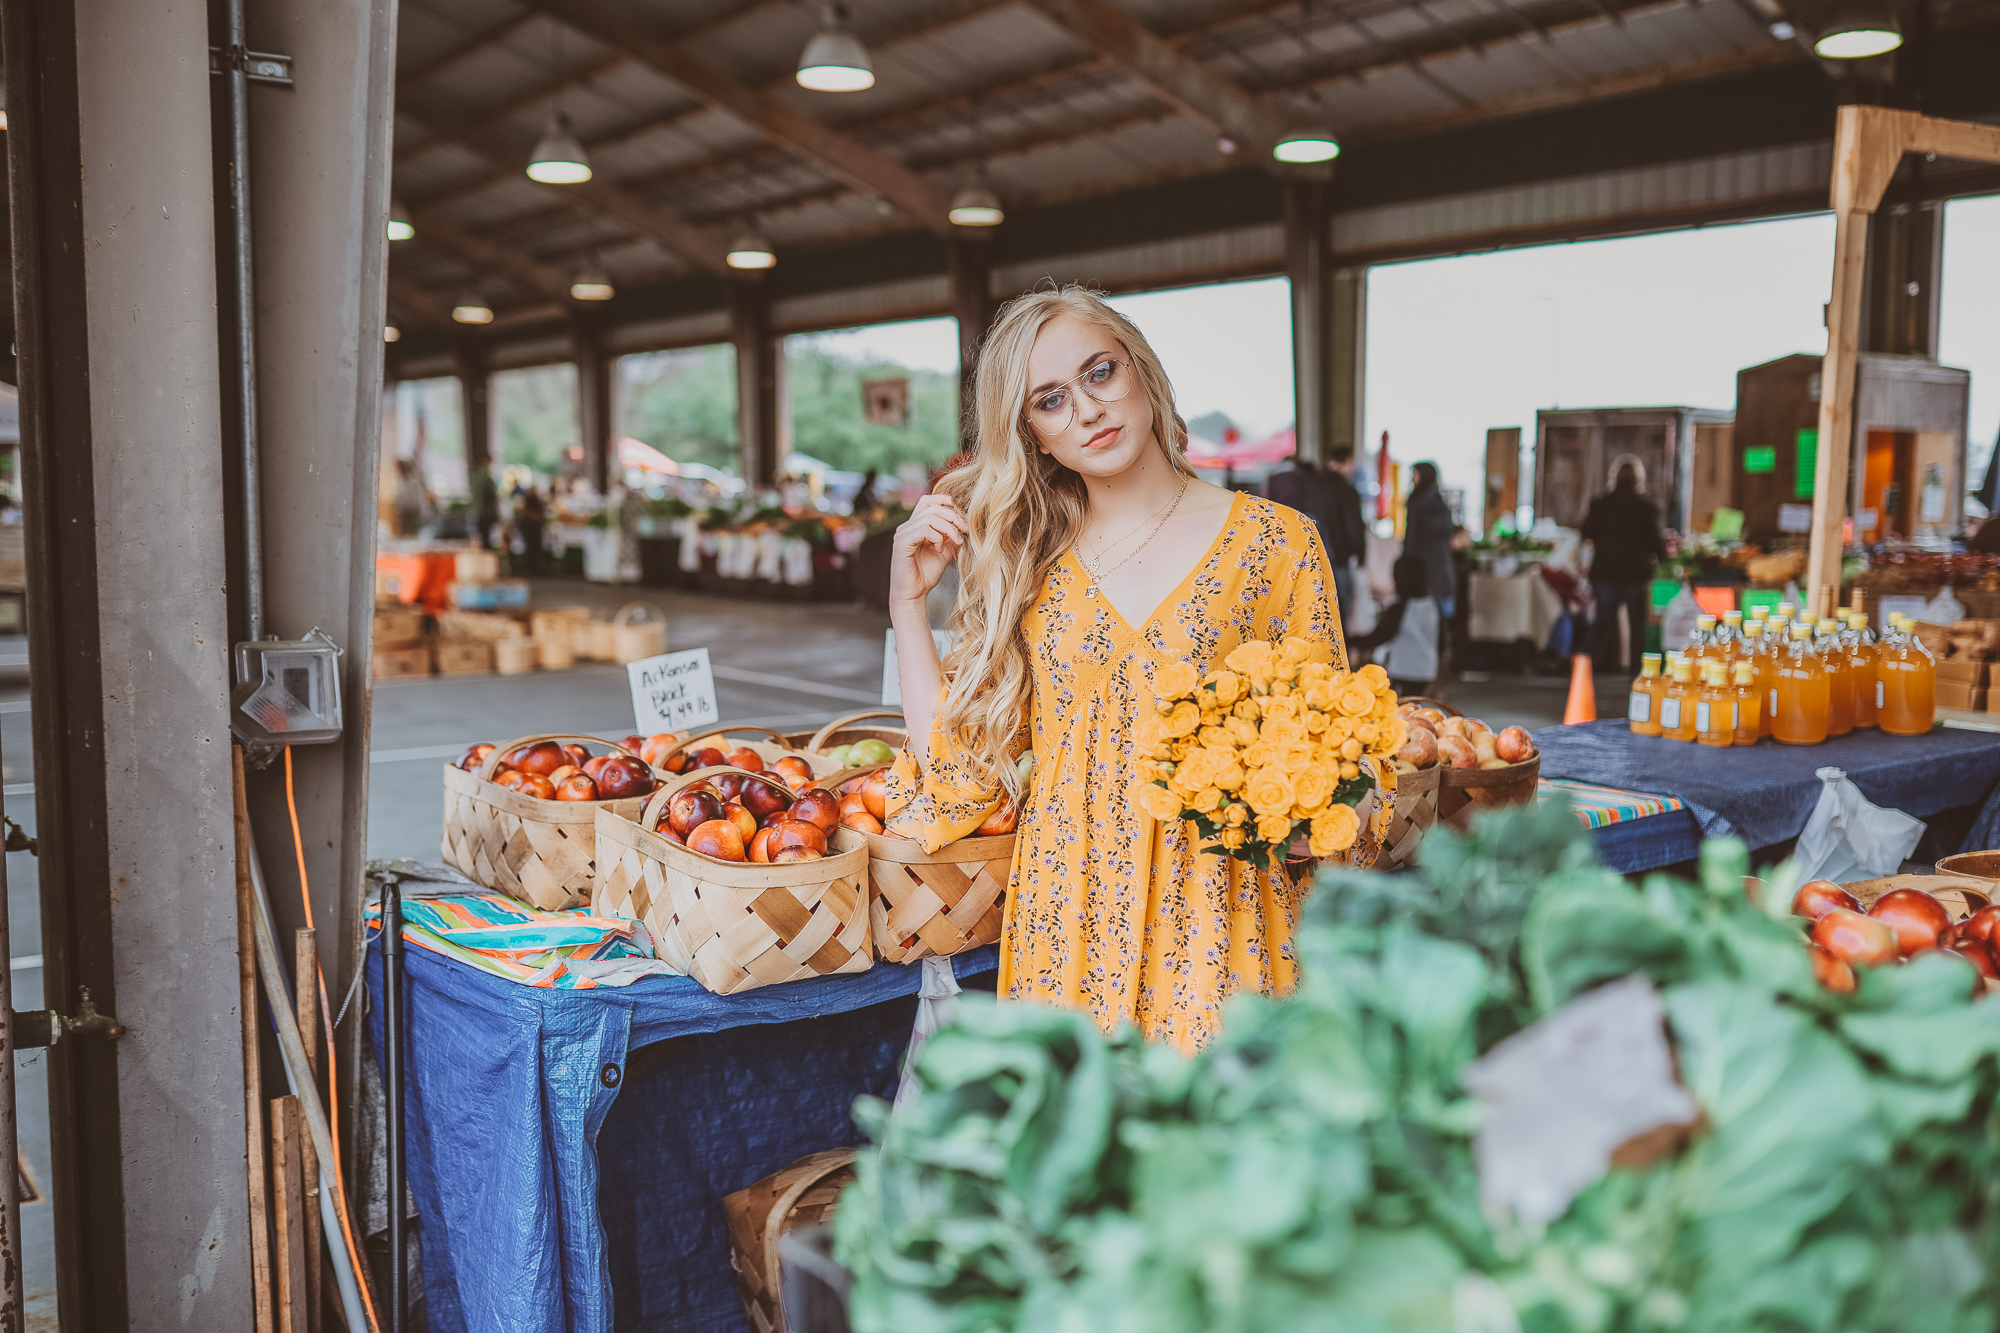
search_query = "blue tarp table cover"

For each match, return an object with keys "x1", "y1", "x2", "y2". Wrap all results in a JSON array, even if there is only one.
[
  {"x1": 365, "y1": 935, "x2": 999, "y2": 1333},
  {"x1": 1534, "y1": 720, "x2": 2000, "y2": 863},
  {"x1": 1587, "y1": 806, "x2": 1705, "y2": 872}
]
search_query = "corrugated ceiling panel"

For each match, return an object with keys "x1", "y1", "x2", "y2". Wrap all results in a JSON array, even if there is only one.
[{"x1": 992, "y1": 221, "x2": 1284, "y2": 294}]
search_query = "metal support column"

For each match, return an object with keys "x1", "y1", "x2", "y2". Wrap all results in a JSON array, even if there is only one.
[
  {"x1": 1286, "y1": 179, "x2": 1366, "y2": 468},
  {"x1": 950, "y1": 235, "x2": 995, "y2": 444},
  {"x1": 1860, "y1": 198, "x2": 1943, "y2": 358},
  {"x1": 4, "y1": 0, "x2": 251, "y2": 1322},
  {"x1": 456, "y1": 332, "x2": 494, "y2": 483},
  {"x1": 729, "y1": 276, "x2": 780, "y2": 490},
  {"x1": 572, "y1": 309, "x2": 614, "y2": 495}
]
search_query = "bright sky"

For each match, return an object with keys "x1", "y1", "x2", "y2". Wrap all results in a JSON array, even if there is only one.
[{"x1": 804, "y1": 197, "x2": 2000, "y2": 527}]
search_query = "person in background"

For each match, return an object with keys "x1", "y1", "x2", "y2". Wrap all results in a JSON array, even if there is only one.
[
  {"x1": 852, "y1": 467, "x2": 881, "y2": 514},
  {"x1": 1404, "y1": 462, "x2": 1457, "y2": 617},
  {"x1": 516, "y1": 486, "x2": 547, "y2": 576},
  {"x1": 393, "y1": 458, "x2": 428, "y2": 536},
  {"x1": 1266, "y1": 453, "x2": 1329, "y2": 547},
  {"x1": 472, "y1": 463, "x2": 500, "y2": 551},
  {"x1": 1346, "y1": 554, "x2": 1439, "y2": 696},
  {"x1": 1323, "y1": 445, "x2": 1369, "y2": 628},
  {"x1": 1581, "y1": 460, "x2": 1668, "y2": 674}
]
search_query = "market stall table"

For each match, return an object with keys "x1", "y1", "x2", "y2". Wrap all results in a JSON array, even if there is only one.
[
  {"x1": 366, "y1": 930, "x2": 998, "y2": 1333},
  {"x1": 1534, "y1": 720, "x2": 2000, "y2": 872},
  {"x1": 1466, "y1": 568, "x2": 1566, "y2": 649}
]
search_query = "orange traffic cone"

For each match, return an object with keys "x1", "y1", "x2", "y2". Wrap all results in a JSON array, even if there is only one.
[{"x1": 1563, "y1": 654, "x2": 1598, "y2": 725}]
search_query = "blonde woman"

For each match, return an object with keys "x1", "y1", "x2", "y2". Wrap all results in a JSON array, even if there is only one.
[{"x1": 886, "y1": 286, "x2": 1344, "y2": 1053}]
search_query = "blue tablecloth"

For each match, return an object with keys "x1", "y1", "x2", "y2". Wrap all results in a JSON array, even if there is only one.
[
  {"x1": 1588, "y1": 807, "x2": 1705, "y2": 872},
  {"x1": 365, "y1": 937, "x2": 999, "y2": 1333},
  {"x1": 1538, "y1": 720, "x2": 2000, "y2": 863}
]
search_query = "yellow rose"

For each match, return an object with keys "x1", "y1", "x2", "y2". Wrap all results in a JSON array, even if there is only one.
[
  {"x1": 1161, "y1": 700, "x2": 1202, "y2": 738},
  {"x1": 1276, "y1": 741, "x2": 1315, "y2": 774},
  {"x1": 1292, "y1": 766, "x2": 1334, "y2": 812},
  {"x1": 1226, "y1": 716, "x2": 1259, "y2": 748},
  {"x1": 1155, "y1": 660, "x2": 1199, "y2": 698},
  {"x1": 1199, "y1": 724, "x2": 1236, "y2": 751},
  {"x1": 1221, "y1": 827, "x2": 1248, "y2": 850},
  {"x1": 1201, "y1": 709, "x2": 1223, "y2": 729},
  {"x1": 1137, "y1": 782, "x2": 1183, "y2": 822},
  {"x1": 1168, "y1": 739, "x2": 1191, "y2": 762},
  {"x1": 1300, "y1": 661, "x2": 1336, "y2": 685},
  {"x1": 1280, "y1": 636, "x2": 1314, "y2": 665},
  {"x1": 1323, "y1": 716, "x2": 1355, "y2": 745},
  {"x1": 1339, "y1": 761, "x2": 1360, "y2": 780},
  {"x1": 1335, "y1": 680, "x2": 1377, "y2": 717},
  {"x1": 1176, "y1": 748, "x2": 1217, "y2": 791},
  {"x1": 1261, "y1": 695, "x2": 1302, "y2": 723},
  {"x1": 1309, "y1": 803, "x2": 1360, "y2": 856},
  {"x1": 1148, "y1": 760, "x2": 1177, "y2": 783},
  {"x1": 1225, "y1": 640, "x2": 1276, "y2": 678},
  {"x1": 1257, "y1": 813, "x2": 1296, "y2": 845},
  {"x1": 1245, "y1": 766, "x2": 1296, "y2": 818},
  {"x1": 1243, "y1": 741, "x2": 1278, "y2": 771},
  {"x1": 1339, "y1": 737, "x2": 1364, "y2": 761},
  {"x1": 1304, "y1": 709, "x2": 1329, "y2": 735},
  {"x1": 1191, "y1": 787, "x2": 1224, "y2": 814},
  {"x1": 1211, "y1": 756, "x2": 1246, "y2": 791},
  {"x1": 1208, "y1": 670, "x2": 1242, "y2": 705},
  {"x1": 1223, "y1": 803, "x2": 1248, "y2": 828},
  {"x1": 1261, "y1": 716, "x2": 1308, "y2": 747},
  {"x1": 1302, "y1": 681, "x2": 1336, "y2": 712},
  {"x1": 1137, "y1": 711, "x2": 1165, "y2": 751},
  {"x1": 1355, "y1": 722, "x2": 1379, "y2": 746},
  {"x1": 1356, "y1": 663, "x2": 1390, "y2": 693},
  {"x1": 1274, "y1": 657, "x2": 1301, "y2": 684},
  {"x1": 1372, "y1": 716, "x2": 1409, "y2": 758},
  {"x1": 1233, "y1": 700, "x2": 1262, "y2": 724}
]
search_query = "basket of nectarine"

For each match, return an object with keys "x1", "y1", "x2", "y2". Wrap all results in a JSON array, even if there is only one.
[
  {"x1": 442, "y1": 734, "x2": 664, "y2": 911},
  {"x1": 782, "y1": 709, "x2": 910, "y2": 757},
  {"x1": 656, "y1": 726, "x2": 845, "y2": 785},
  {"x1": 592, "y1": 766, "x2": 873, "y2": 995},
  {"x1": 819, "y1": 763, "x2": 1017, "y2": 965}
]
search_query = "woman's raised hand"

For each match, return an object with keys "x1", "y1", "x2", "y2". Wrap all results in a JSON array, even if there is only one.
[{"x1": 890, "y1": 493, "x2": 969, "y2": 609}]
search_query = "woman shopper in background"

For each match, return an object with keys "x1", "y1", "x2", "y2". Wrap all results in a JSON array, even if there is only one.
[{"x1": 886, "y1": 286, "x2": 1344, "y2": 1054}]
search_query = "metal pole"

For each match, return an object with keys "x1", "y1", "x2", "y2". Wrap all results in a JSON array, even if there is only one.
[
  {"x1": 222, "y1": 0, "x2": 265, "y2": 644},
  {"x1": 0, "y1": 845, "x2": 17, "y2": 1333},
  {"x1": 381, "y1": 879, "x2": 405, "y2": 1333}
]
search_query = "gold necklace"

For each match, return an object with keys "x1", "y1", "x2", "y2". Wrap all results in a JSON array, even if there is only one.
[
  {"x1": 1081, "y1": 484, "x2": 1182, "y2": 570},
  {"x1": 1078, "y1": 480, "x2": 1189, "y2": 598}
]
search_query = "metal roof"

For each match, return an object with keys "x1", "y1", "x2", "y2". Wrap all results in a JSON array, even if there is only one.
[{"x1": 385, "y1": 0, "x2": 2000, "y2": 343}]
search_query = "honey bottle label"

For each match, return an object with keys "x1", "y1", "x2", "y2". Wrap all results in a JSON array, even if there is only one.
[{"x1": 1628, "y1": 691, "x2": 1650, "y2": 723}]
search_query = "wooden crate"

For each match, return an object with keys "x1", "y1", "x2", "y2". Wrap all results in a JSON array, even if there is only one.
[
  {"x1": 436, "y1": 609, "x2": 526, "y2": 642},
  {"x1": 495, "y1": 638, "x2": 538, "y2": 676},
  {"x1": 434, "y1": 639, "x2": 495, "y2": 676},
  {"x1": 453, "y1": 548, "x2": 500, "y2": 585},
  {"x1": 372, "y1": 645, "x2": 431, "y2": 680},
  {"x1": 373, "y1": 608, "x2": 427, "y2": 646}
]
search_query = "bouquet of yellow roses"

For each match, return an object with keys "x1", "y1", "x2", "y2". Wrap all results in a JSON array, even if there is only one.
[{"x1": 1134, "y1": 636, "x2": 1405, "y2": 871}]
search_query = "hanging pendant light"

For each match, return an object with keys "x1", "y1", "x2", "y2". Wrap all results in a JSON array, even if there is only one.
[
  {"x1": 796, "y1": 4, "x2": 874, "y2": 92},
  {"x1": 387, "y1": 198, "x2": 415, "y2": 241},
  {"x1": 948, "y1": 185, "x2": 1004, "y2": 227},
  {"x1": 526, "y1": 112, "x2": 592, "y2": 184},
  {"x1": 384, "y1": 325, "x2": 401, "y2": 342},
  {"x1": 1811, "y1": 0, "x2": 1902, "y2": 56},
  {"x1": 451, "y1": 293, "x2": 494, "y2": 325},
  {"x1": 1272, "y1": 122, "x2": 1341, "y2": 163},
  {"x1": 726, "y1": 231, "x2": 778, "y2": 269},
  {"x1": 570, "y1": 260, "x2": 615, "y2": 301}
]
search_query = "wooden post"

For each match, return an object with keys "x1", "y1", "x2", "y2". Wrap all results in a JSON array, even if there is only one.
[
  {"x1": 235, "y1": 749, "x2": 276, "y2": 1333},
  {"x1": 1284, "y1": 176, "x2": 1330, "y2": 467},
  {"x1": 455, "y1": 331, "x2": 493, "y2": 485},
  {"x1": 949, "y1": 234, "x2": 994, "y2": 446},
  {"x1": 571, "y1": 308, "x2": 613, "y2": 496},
  {"x1": 728, "y1": 274, "x2": 779, "y2": 490},
  {"x1": 293, "y1": 929, "x2": 322, "y2": 1333},
  {"x1": 270, "y1": 1097, "x2": 310, "y2": 1333}
]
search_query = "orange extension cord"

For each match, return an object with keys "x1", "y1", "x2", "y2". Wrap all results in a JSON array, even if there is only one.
[{"x1": 285, "y1": 746, "x2": 384, "y2": 1333}]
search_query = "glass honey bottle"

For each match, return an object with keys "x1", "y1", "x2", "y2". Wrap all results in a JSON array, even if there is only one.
[
  {"x1": 1773, "y1": 622, "x2": 1830, "y2": 745},
  {"x1": 1628, "y1": 652, "x2": 1664, "y2": 736},
  {"x1": 1755, "y1": 609, "x2": 1788, "y2": 738},
  {"x1": 1731, "y1": 659, "x2": 1762, "y2": 745},
  {"x1": 1715, "y1": 609, "x2": 1745, "y2": 662},
  {"x1": 1844, "y1": 612, "x2": 1878, "y2": 729},
  {"x1": 1878, "y1": 613, "x2": 1936, "y2": 736},
  {"x1": 1819, "y1": 617, "x2": 1855, "y2": 736},
  {"x1": 1696, "y1": 660, "x2": 1733, "y2": 747},
  {"x1": 1660, "y1": 658, "x2": 1698, "y2": 742},
  {"x1": 1685, "y1": 614, "x2": 1717, "y2": 665}
]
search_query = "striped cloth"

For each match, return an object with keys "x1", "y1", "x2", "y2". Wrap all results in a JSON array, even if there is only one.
[
  {"x1": 363, "y1": 892, "x2": 678, "y2": 990},
  {"x1": 1538, "y1": 777, "x2": 1685, "y2": 830}
]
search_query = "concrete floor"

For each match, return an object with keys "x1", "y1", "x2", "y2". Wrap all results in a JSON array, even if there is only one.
[{"x1": 0, "y1": 582, "x2": 1575, "y2": 1322}]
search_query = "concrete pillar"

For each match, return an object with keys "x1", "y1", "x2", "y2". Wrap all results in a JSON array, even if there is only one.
[
  {"x1": 3, "y1": 0, "x2": 249, "y2": 1321},
  {"x1": 1860, "y1": 200, "x2": 1943, "y2": 358},
  {"x1": 1284, "y1": 178, "x2": 1364, "y2": 466},
  {"x1": 572, "y1": 308, "x2": 614, "y2": 494},
  {"x1": 729, "y1": 276, "x2": 779, "y2": 489},
  {"x1": 238, "y1": 0, "x2": 397, "y2": 1219},
  {"x1": 456, "y1": 331, "x2": 494, "y2": 479},
  {"x1": 950, "y1": 235, "x2": 994, "y2": 443}
]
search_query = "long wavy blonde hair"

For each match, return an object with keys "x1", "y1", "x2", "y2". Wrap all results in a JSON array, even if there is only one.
[{"x1": 933, "y1": 284, "x2": 1196, "y2": 801}]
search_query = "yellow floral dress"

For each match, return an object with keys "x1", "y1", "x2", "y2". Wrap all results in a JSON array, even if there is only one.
[{"x1": 885, "y1": 492, "x2": 1349, "y2": 1053}]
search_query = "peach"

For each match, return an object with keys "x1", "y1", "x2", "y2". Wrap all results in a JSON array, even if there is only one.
[
  {"x1": 511, "y1": 741, "x2": 568, "y2": 777},
  {"x1": 1494, "y1": 726, "x2": 1536, "y2": 763},
  {"x1": 725, "y1": 746, "x2": 766, "y2": 773},
  {"x1": 517, "y1": 773, "x2": 557, "y2": 801},
  {"x1": 686, "y1": 819, "x2": 746, "y2": 862},
  {"x1": 548, "y1": 764, "x2": 582, "y2": 787},
  {"x1": 554, "y1": 773, "x2": 599, "y2": 801},
  {"x1": 666, "y1": 790, "x2": 724, "y2": 838},
  {"x1": 840, "y1": 811, "x2": 885, "y2": 835},
  {"x1": 748, "y1": 826, "x2": 780, "y2": 863},
  {"x1": 563, "y1": 743, "x2": 592, "y2": 767},
  {"x1": 772, "y1": 755, "x2": 813, "y2": 783},
  {"x1": 640, "y1": 732, "x2": 684, "y2": 769},
  {"x1": 790, "y1": 789, "x2": 842, "y2": 832},
  {"x1": 722, "y1": 801, "x2": 759, "y2": 842},
  {"x1": 766, "y1": 820, "x2": 828, "y2": 856},
  {"x1": 458, "y1": 743, "x2": 496, "y2": 773},
  {"x1": 976, "y1": 797, "x2": 1018, "y2": 836},
  {"x1": 861, "y1": 771, "x2": 889, "y2": 820},
  {"x1": 1436, "y1": 735, "x2": 1478, "y2": 769}
]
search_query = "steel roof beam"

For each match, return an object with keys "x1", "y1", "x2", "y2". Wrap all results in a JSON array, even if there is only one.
[{"x1": 408, "y1": 210, "x2": 575, "y2": 302}]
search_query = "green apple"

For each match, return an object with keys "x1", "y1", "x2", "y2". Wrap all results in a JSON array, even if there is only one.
[
  {"x1": 826, "y1": 744, "x2": 854, "y2": 769},
  {"x1": 851, "y1": 738, "x2": 897, "y2": 766}
]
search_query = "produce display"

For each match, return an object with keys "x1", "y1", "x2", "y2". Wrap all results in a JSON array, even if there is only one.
[
  {"x1": 1391, "y1": 701, "x2": 1537, "y2": 772},
  {"x1": 652, "y1": 765, "x2": 885, "y2": 864},
  {"x1": 455, "y1": 737, "x2": 663, "y2": 803},
  {"x1": 834, "y1": 804, "x2": 2000, "y2": 1333},
  {"x1": 1792, "y1": 877, "x2": 1999, "y2": 988}
]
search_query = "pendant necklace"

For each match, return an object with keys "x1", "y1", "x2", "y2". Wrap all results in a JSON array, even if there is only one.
[{"x1": 1078, "y1": 479, "x2": 1189, "y2": 598}]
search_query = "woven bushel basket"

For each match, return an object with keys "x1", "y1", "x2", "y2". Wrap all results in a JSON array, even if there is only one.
[
  {"x1": 1438, "y1": 754, "x2": 1541, "y2": 833},
  {"x1": 781, "y1": 708, "x2": 909, "y2": 755},
  {"x1": 441, "y1": 733, "x2": 656, "y2": 910},
  {"x1": 594, "y1": 767, "x2": 872, "y2": 995},
  {"x1": 723, "y1": 1148, "x2": 858, "y2": 1333},
  {"x1": 853, "y1": 757, "x2": 1012, "y2": 962},
  {"x1": 1378, "y1": 762, "x2": 1441, "y2": 870}
]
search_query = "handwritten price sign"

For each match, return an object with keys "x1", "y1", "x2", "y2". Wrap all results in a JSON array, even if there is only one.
[{"x1": 628, "y1": 648, "x2": 719, "y2": 735}]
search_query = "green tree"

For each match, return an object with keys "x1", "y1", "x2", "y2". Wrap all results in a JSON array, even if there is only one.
[
  {"x1": 493, "y1": 363, "x2": 578, "y2": 475},
  {"x1": 617, "y1": 345, "x2": 740, "y2": 473},
  {"x1": 785, "y1": 336, "x2": 960, "y2": 474}
]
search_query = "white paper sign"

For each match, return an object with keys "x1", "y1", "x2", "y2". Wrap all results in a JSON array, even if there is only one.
[
  {"x1": 628, "y1": 648, "x2": 719, "y2": 735},
  {"x1": 1777, "y1": 503, "x2": 1813, "y2": 534}
]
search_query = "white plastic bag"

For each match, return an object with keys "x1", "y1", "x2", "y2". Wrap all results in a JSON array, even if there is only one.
[
  {"x1": 894, "y1": 956, "x2": 962, "y2": 1109},
  {"x1": 1921, "y1": 585, "x2": 1966, "y2": 626},
  {"x1": 1344, "y1": 569, "x2": 1378, "y2": 637},
  {"x1": 1659, "y1": 584, "x2": 1704, "y2": 654},
  {"x1": 1792, "y1": 766, "x2": 1925, "y2": 886}
]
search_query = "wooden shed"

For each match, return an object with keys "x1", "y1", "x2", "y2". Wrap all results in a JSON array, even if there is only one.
[{"x1": 1533, "y1": 406, "x2": 1732, "y2": 535}]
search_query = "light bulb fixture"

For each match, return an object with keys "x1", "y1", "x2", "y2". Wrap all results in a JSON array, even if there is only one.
[
  {"x1": 0, "y1": 87, "x2": 10, "y2": 134},
  {"x1": 796, "y1": 4, "x2": 874, "y2": 92},
  {"x1": 384, "y1": 325, "x2": 401, "y2": 342},
  {"x1": 570, "y1": 260, "x2": 615, "y2": 301},
  {"x1": 526, "y1": 112, "x2": 592, "y2": 184},
  {"x1": 1272, "y1": 122, "x2": 1341, "y2": 163},
  {"x1": 1811, "y1": 0, "x2": 1902, "y2": 56},
  {"x1": 451, "y1": 294, "x2": 494, "y2": 325},
  {"x1": 948, "y1": 185, "x2": 1004, "y2": 227},
  {"x1": 387, "y1": 198, "x2": 415, "y2": 241},
  {"x1": 725, "y1": 231, "x2": 777, "y2": 269}
]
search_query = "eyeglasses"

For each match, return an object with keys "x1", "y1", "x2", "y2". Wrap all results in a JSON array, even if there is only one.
[{"x1": 1024, "y1": 357, "x2": 1133, "y2": 436}]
